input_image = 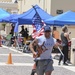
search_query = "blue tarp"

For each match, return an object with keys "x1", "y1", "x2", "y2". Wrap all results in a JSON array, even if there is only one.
[
  {"x1": 11, "y1": 8, "x2": 34, "y2": 24},
  {"x1": 10, "y1": 13, "x2": 27, "y2": 23},
  {"x1": 12, "y1": 5, "x2": 53, "y2": 24},
  {"x1": 0, "y1": 8, "x2": 10, "y2": 22},
  {"x1": 45, "y1": 10, "x2": 75, "y2": 25},
  {"x1": 14, "y1": 5, "x2": 53, "y2": 32},
  {"x1": 2, "y1": 14, "x2": 18, "y2": 23},
  {"x1": 18, "y1": 5, "x2": 53, "y2": 25}
]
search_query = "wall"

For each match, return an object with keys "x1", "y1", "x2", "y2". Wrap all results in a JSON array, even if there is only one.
[
  {"x1": 18, "y1": 0, "x2": 51, "y2": 14},
  {"x1": 51, "y1": 0, "x2": 75, "y2": 16}
]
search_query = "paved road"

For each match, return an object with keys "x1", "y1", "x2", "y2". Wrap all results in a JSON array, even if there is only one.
[{"x1": 0, "y1": 46, "x2": 75, "y2": 75}]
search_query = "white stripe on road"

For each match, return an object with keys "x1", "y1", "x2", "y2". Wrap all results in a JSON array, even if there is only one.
[
  {"x1": 53, "y1": 59, "x2": 75, "y2": 72},
  {"x1": 0, "y1": 54, "x2": 32, "y2": 57},
  {"x1": 2, "y1": 45, "x2": 24, "y2": 53},
  {"x1": 62, "y1": 66, "x2": 75, "y2": 72},
  {"x1": 0, "y1": 62, "x2": 33, "y2": 66},
  {"x1": 0, "y1": 62, "x2": 75, "y2": 73},
  {"x1": 0, "y1": 62, "x2": 59, "y2": 67},
  {"x1": 2, "y1": 45, "x2": 33, "y2": 57}
]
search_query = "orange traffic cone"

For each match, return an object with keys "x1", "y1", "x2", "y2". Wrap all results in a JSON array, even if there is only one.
[
  {"x1": 0, "y1": 35, "x2": 2, "y2": 47},
  {"x1": 7, "y1": 53, "x2": 13, "y2": 64}
]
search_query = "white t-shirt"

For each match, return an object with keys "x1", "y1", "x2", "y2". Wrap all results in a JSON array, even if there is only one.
[{"x1": 36, "y1": 35, "x2": 56, "y2": 60}]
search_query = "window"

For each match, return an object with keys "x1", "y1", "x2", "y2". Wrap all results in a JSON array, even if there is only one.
[{"x1": 56, "y1": 10, "x2": 63, "y2": 14}]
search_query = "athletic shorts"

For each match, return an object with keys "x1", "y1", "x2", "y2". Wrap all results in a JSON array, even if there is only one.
[{"x1": 36, "y1": 59, "x2": 54, "y2": 75}]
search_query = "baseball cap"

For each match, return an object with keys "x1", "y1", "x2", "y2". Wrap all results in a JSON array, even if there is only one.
[{"x1": 44, "y1": 26, "x2": 51, "y2": 32}]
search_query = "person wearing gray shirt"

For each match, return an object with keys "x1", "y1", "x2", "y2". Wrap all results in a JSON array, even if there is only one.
[{"x1": 58, "y1": 26, "x2": 70, "y2": 65}]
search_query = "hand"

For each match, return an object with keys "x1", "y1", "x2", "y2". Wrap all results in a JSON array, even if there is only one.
[{"x1": 33, "y1": 52, "x2": 37, "y2": 58}]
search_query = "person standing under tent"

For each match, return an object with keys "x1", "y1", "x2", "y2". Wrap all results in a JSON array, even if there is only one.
[
  {"x1": 19, "y1": 25, "x2": 26, "y2": 37},
  {"x1": 19, "y1": 25, "x2": 26, "y2": 45},
  {"x1": 52, "y1": 26, "x2": 60, "y2": 53},
  {"x1": 58, "y1": 26, "x2": 70, "y2": 65},
  {"x1": 29, "y1": 26, "x2": 59, "y2": 75},
  {"x1": 24, "y1": 28, "x2": 29, "y2": 39},
  {"x1": 52, "y1": 26, "x2": 60, "y2": 42}
]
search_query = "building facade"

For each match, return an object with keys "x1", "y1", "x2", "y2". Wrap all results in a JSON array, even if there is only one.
[
  {"x1": 51, "y1": 0, "x2": 75, "y2": 16},
  {"x1": 18, "y1": 0, "x2": 75, "y2": 15},
  {"x1": 0, "y1": 0, "x2": 18, "y2": 13},
  {"x1": 18, "y1": 0, "x2": 51, "y2": 14}
]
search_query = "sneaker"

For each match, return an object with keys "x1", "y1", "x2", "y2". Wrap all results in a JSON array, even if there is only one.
[
  {"x1": 67, "y1": 60, "x2": 72, "y2": 64},
  {"x1": 63, "y1": 63, "x2": 68, "y2": 66}
]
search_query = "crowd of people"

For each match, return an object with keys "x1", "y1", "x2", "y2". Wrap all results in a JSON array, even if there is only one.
[{"x1": 1, "y1": 24, "x2": 71, "y2": 75}]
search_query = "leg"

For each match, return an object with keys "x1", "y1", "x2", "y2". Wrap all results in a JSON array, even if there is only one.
[
  {"x1": 31, "y1": 69, "x2": 37, "y2": 75},
  {"x1": 45, "y1": 71, "x2": 52, "y2": 75},
  {"x1": 58, "y1": 54, "x2": 63, "y2": 65},
  {"x1": 63, "y1": 45, "x2": 68, "y2": 65},
  {"x1": 36, "y1": 66, "x2": 44, "y2": 75},
  {"x1": 31, "y1": 63, "x2": 37, "y2": 75},
  {"x1": 36, "y1": 61, "x2": 44, "y2": 75},
  {"x1": 45, "y1": 60, "x2": 54, "y2": 75},
  {"x1": 65, "y1": 45, "x2": 68, "y2": 61}
]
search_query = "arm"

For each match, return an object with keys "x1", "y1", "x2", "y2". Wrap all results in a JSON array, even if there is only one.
[
  {"x1": 29, "y1": 39, "x2": 38, "y2": 57},
  {"x1": 64, "y1": 33, "x2": 70, "y2": 41},
  {"x1": 53, "y1": 38, "x2": 63, "y2": 50},
  {"x1": 54, "y1": 42, "x2": 63, "y2": 50}
]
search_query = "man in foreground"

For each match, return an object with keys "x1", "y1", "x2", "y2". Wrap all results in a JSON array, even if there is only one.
[{"x1": 29, "y1": 26, "x2": 59, "y2": 75}]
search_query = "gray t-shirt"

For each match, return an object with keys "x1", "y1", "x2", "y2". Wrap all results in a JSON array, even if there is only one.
[{"x1": 36, "y1": 35, "x2": 56, "y2": 60}]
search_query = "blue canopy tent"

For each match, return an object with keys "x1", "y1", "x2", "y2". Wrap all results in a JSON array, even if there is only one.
[
  {"x1": 10, "y1": 13, "x2": 30, "y2": 23},
  {"x1": 2, "y1": 14, "x2": 18, "y2": 23},
  {"x1": 13, "y1": 5, "x2": 53, "y2": 32},
  {"x1": 45, "y1": 11, "x2": 75, "y2": 25},
  {"x1": 18, "y1": 5, "x2": 53, "y2": 25},
  {"x1": 0, "y1": 8, "x2": 10, "y2": 22},
  {"x1": 11, "y1": 8, "x2": 34, "y2": 24}
]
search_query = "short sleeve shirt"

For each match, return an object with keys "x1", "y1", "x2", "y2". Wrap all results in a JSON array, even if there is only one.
[{"x1": 36, "y1": 35, "x2": 56, "y2": 60}]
